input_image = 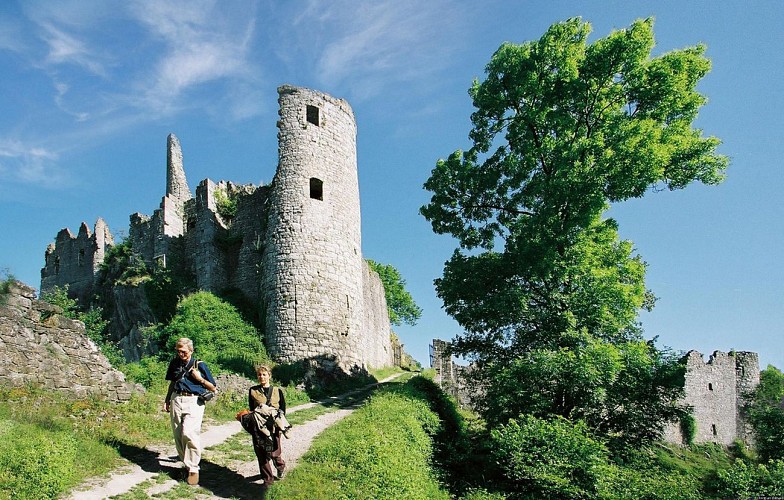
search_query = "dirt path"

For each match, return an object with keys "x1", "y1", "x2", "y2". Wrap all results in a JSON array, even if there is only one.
[{"x1": 65, "y1": 374, "x2": 403, "y2": 499}]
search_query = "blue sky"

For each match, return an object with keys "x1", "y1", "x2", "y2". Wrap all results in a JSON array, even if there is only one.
[{"x1": 1, "y1": 1, "x2": 782, "y2": 370}]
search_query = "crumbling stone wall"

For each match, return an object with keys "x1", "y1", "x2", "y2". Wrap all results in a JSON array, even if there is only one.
[
  {"x1": 40, "y1": 85, "x2": 395, "y2": 373},
  {"x1": 430, "y1": 339, "x2": 473, "y2": 408},
  {"x1": 663, "y1": 350, "x2": 759, "y2": 446},
  {"x1": 41, "y1": 219, "x2": 113, "y2": 304},
  {"x1": 0, "y1": 281, "x2": 141, "y2": 402}
]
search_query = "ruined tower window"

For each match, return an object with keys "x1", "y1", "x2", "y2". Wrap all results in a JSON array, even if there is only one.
[
  {"x1": 78, "y1": 249, "x2": 85, "y2": 267},
  {"x1": 310, "y1": 178, "x2": 323, "y2": 200},
  {"x1": 55, "y1": 256, "x2": 60, "y2": 275},
  {"x1": 306, "y1": 105, "x2": 320, "y2": 126},
  {"x1": 708, "y1": 383, "x2": 713, "y2": 391},
  {"x1": 711, "y1": 424, "x2": 718, "y2": 436}
]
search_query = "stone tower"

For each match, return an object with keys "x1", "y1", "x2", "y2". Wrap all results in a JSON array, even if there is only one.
[{"x1": 262, "y1": 85, "x2": 366, "y2": 371}]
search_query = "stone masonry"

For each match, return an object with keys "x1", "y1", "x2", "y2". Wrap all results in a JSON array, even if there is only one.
[
  {"x1": 40, "y1": 85, "x2": 395, "y2": 374},
  {"x1": 663, "y1": 350, "x2": 759, "y2": 446},
  {"x1": 0, "y1": 281, "x2": 141, "y2": 402}
]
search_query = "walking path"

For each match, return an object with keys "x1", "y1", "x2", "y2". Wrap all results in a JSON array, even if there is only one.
[{"x1": 65, "y1": 373, "x2": 403, "y2": 499}]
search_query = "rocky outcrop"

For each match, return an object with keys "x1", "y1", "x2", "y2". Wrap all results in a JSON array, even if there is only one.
[{"x1": 0, "y1": 281, "x2": 142, "y2": 402}]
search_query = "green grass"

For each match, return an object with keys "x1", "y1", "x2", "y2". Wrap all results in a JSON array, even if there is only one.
[{"x1": 267, "y1": 376, "x2": 451, "y2": 500}]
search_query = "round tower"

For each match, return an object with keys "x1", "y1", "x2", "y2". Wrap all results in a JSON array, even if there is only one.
[{"x1": 262, "y1": 85, "x2": 365, "y2": 371}]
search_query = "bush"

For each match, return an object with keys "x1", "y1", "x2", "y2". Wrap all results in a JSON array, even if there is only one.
[
  {"x1": 595, "y1": 462, "x2": 700, "y2": 499},
  {"x1": 714, "y1": 459, "x2": 784, "y2": 497},
  {"x1": 491, "y1": 414, "x2": 607, "y2": 498},
  {"x1": 159, "y1": 291, "x2": 270, "y2": 377},
  {"x1": 120, "y1": 357, "x2": 169, "y2": 390}
]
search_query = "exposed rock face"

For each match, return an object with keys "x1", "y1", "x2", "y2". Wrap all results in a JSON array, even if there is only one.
[
  {"x1": 0, "y1": 281, "x2": 142, "y2": 402},
  {"x1": 108, "y1": 284, "x2": 158, "y2": 361}
]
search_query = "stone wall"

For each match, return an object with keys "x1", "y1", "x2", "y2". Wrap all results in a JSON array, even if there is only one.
[
  {"x1": 430, "y1": 339, "x2": 473, "y2": 408},
  {"x1": 663, "y1": 350, "x2": 759, "y2": 446},
  {"x1": 0, "y1": 281, "x2": 142, "y2": 402},
  {"x1": 41, "y1": 219, "x2": 113, "y2": 304}
]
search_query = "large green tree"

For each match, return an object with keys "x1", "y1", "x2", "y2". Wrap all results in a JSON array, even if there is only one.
[
  {"x1": 746, "y1": 365, "x2": 784, "y2": 462},
  {"x1": 421, "y1": 18, "x2": 726, "y2": 443},
  {"x1": 367, "y1": 259, "x2": 423, "y2": 326}
]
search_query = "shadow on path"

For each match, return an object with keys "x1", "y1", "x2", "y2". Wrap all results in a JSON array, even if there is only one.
[{"x1": 90, "y1": 372, "x2": 407, "y2": 498}]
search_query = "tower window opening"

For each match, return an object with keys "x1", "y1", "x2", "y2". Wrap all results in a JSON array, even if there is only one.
[
  {"x1": 306, "y1": 105, "x2": 320, "y2": 126},
  {"x1": 310, "y1": 178, "x2": 323, "y2": 200},
  {"x1": 78, "y1": 249, "x2": 85, "y2": 267},
  {"x1": 708, "y1": 383, "x2": 713, "y2": 391},
  {"x1": 55, "y1": 256, "x2": 60, "y2": 275},
  {"x1": 711, "y1": 424, "x2": 718, "y2": 436}
]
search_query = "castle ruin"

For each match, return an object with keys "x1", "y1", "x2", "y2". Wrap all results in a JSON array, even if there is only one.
[{"x1": 41, "y1": 85, "x2": 398, "y2": 373}]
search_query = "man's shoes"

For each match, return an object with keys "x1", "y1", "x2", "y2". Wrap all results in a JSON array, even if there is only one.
[
  {"x1": 187, "y1": 471, "x2": 199, "y2": 485},
  {"x1": 277, "y1": 468, "x2": 286, "y2": 480}
]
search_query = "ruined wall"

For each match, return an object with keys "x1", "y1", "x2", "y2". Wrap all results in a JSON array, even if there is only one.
[
  {"x1": 0, "y1": 281, "x2": 141, "y2": 402},
  {"x1": 41, "y1": 219, "x2": 113, "y2": 304},
  {"x1": 430, "y1": 339, "x2": 473, "y2": 408},
  {"x1": 663, "y1": 350, "x2": 759, "y2": 446}
]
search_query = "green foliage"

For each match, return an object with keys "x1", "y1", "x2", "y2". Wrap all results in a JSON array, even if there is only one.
[
  {"x1": 0, "y1": 384, "x2": 175, "y2": 499},
  {"x1": 366, "y1": 259, "x2": 423, "y2": 326},
  {"x1": 680, "y1": 413, "x2": 697, "y2": 446},
  {"x1": 214, "y1": 188, "x2": 238, "y2": 219},
  {"x1": 143, "y1": 267, "x2": 183, "y2": 324},
  {"x1": 268, "y1": 378, "x2": 449, "y2": 500},
  {"x1": 744, "y1": 365, "x2": 784, "y2": 462},
  {"x1": 420, "y1": 17, "x2": 723, "y2": 449},
  {"x1": 0, "y1": 418, "x2": 79, "y2": 499},
  {"x1": 595, "y1": 461, "x2": 701, "y2": 499},
  {"x1": 478, "y1": 335, "x2": 686, "y2": 447},
  {"x1": 0, "y1": 268, "x2": 16, "y2": 299},
  {"x1": 713, "y1": 459, "x2": 784, "y2": 497},
  {"x1": 159, "y1": 291, "x2": 270, "y2": 376},
  {"x1": 119, "y1": 357, "x2": 169, "y2": 390},
  {"x1": 100, "y1": 241, "x2": 149, "y2": 285},
  {"x1": 407, "y1": 376, "x2": 499, "y2": 496},
  {"x1": 491, "y1": 414, "x2": 607, "y2": 498}
]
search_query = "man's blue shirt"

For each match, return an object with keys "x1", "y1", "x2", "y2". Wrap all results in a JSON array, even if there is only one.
[{"x1": 165, "y1": 357, "x2": 216, "y2": 394}]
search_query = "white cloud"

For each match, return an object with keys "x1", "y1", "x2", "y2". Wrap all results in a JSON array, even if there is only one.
[
  {"x1": 286, "y1": 0, "x2": 466, "y2": 101},
  {"x1": 41, "y1": 22, "x2": 106, "y2": 75},
  {"x1": 0, "y1": 139, "x2": 69, "y2": 188},
  {"x1": 128, "y1": 0, "x2": 261, "y2": 113}
]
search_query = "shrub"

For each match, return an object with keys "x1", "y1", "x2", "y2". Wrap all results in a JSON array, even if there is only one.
[
  {"x1": 159, "y1": 291, "x2": 270, "y2": 376},
  {"x1": 595, "y1": 462, "x2": 701, "y2": 499},
  {"x1": 491, "y1": 414, "x2": 607, "y2": 498},
  {"x1": 120, "y1": 357, "x2": 169, "y2": 390},
  {"x1": 679, "y1": 412, "x2": 697, "y2": 446},
  {"x1": 714, "y1": 459, "x2": 784, "y2": 497}
]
